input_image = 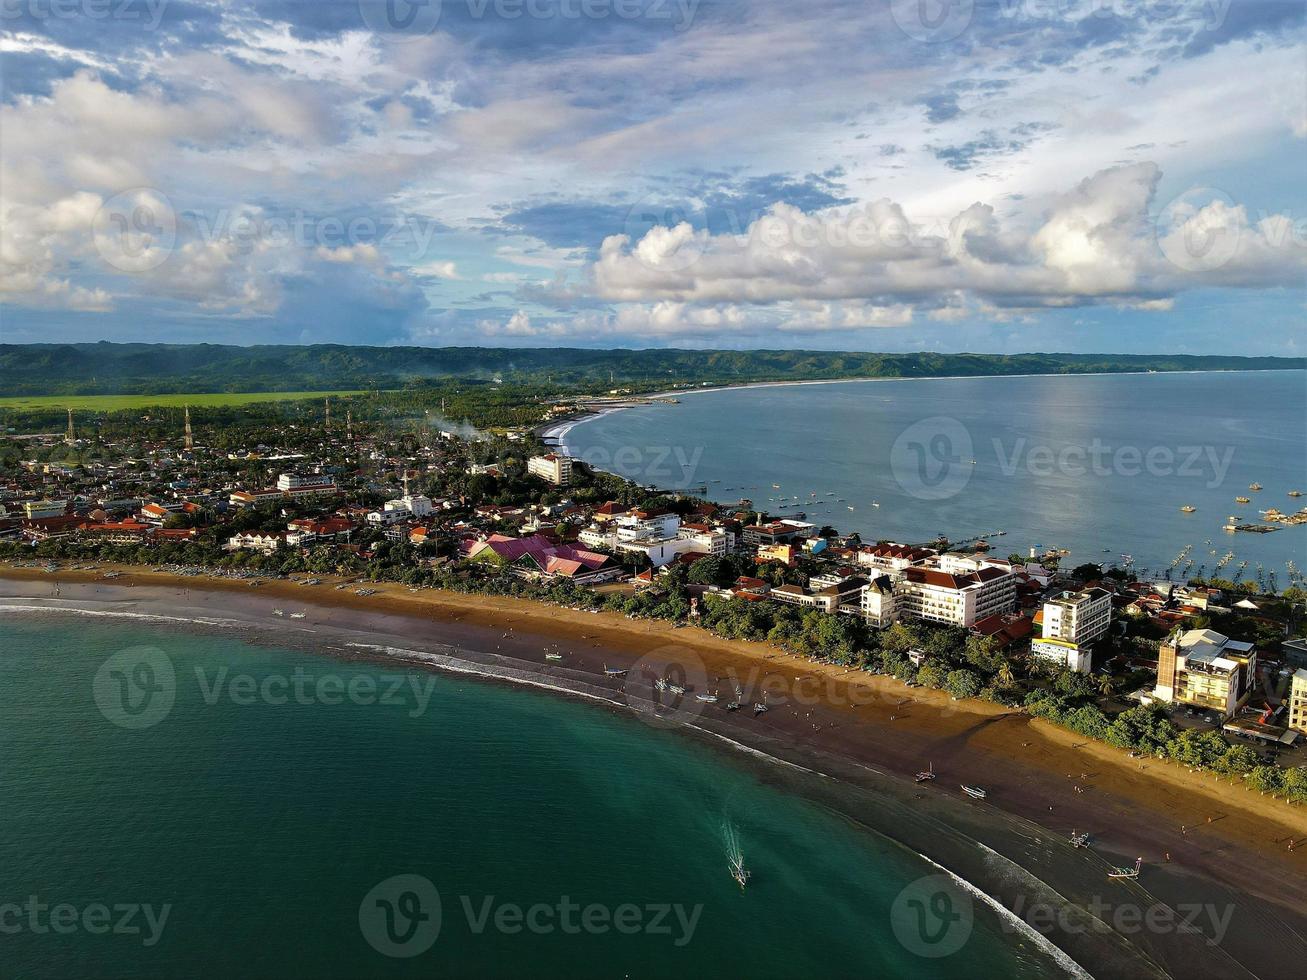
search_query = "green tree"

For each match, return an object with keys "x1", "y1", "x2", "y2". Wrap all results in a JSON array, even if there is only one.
[{"x1": 944, "y1": 669, "x2": 981, "y2": 700}]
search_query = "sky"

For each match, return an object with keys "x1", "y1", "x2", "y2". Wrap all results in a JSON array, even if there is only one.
[{"x1": 1, "y1": 0, "x2": 1305, "y2": 353}]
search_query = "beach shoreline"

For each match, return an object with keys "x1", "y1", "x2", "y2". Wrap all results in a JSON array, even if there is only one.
[
  {"x1": 537, "y1": 368, "x2": 1307, "y2": 447},
  {"x1": 3, "y1": 563, "x2": 1306, "y2": 977}
]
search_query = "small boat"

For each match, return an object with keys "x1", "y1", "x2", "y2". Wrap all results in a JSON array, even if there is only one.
[
  {"x1": 1107, "y1": 857, "x2": 1143, "y2": 880},
  {"x1": 668, "y1": 683, "x2": 686, "y2": 696},
  {"x1": 289, "y1": 612, "x2": 306, "y2": 619},
  {"x1": 272, "y1": 608, "x2": 285, "y2": 617},
  {"x1": 772, "y1": 484, "x2": 781, "y2": 489},
  {"x1": 1249, "y1": 483, "x2": 1263, "y2": 491},
  {"x1": 1290, "y1": 490, "x2": 1303, "y2": 497},
  {"x1": 915, "y1": 762, "x2": 936, "y2": 783},
  {"x1": 871, "y1": 501, "x2": 880, "y2": 508},
  {"x1": 961, "y1": 785, "x2": 987, "y2": 800},
  {"x1": 753, "y1": 696, "x2": 769, "y2": 716},
  {"x1": 604, "y1": 664, "x2": 627, "y2": 677},
  {"x1": 696, "y1": 690, "x2": 719, "y2": 703},
  {"x1": 1070, "y1": 831, "x2": 1091, "y2": 848},
  {"x1": 725, "y1": 700, "x2": 741, "y2": 712},
  {"x1": 847, "y1": 506, "x2": 855, "y2": 511},
  {"x1": 545, "y1": 653, "x2": 563, "y2": 661},
  {"x1": 1180, "y1": 505, "x2": 1196, "y2": 513},
  {"x1": 1235, "y1": 496, "x2": 1250, "y2": 504}
]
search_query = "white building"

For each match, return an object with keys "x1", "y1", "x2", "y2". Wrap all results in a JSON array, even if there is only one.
[
  {"x1": 616, "y1": 509, "x2": 681, "y2": 542},
  {"x1": 1031, "y1": 587, "x2": 1113, "y2": 673},
  {"x1": 527, "y1": 453, "x2": 573, "y2": 487},
  {"x1": 859, "y1": 575, "x2": 898, "y2": 628},
  {"x1": 22, "y1": 499, "x2": 69, "y2": 519},
  {"x1": 225, "y1": 531, "x2": 285, "y2": 554},
  {"x1": 893, "y1": 555, "x2": 1016, "y2": 628},
  {"x1": 677, "y1": 523, "x2": 727, "y2": 557},
  {"x1": 1290, "y1": 669, "x2": 1307, "y2": 735}
]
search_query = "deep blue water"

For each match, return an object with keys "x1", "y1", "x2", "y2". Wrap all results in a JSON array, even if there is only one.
[{"x1": 563, "y1": 371, "x2": 1307, "y2": 585}]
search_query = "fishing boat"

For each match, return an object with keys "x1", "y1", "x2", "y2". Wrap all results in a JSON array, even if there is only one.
[
  {"x1": 1070, "y1": 831, "x2": 1091, "y2": 848},
  {"x1": 725, "y1": 700, "x2": 741, "y2": 711},
  {"x1": 604, "y1": 664, "x2": 627, "y2": 677},
  {"x1": 696, "y1": 690, "x2": 719, "y2": 703},
  {"x1": 1107, "y1": 857, "x2": 1143, "y2": 880},
  {"x1": 961, "y1": 785, "x2": 987, "y2": 800},
  {"x1": 847, "y1": 505, "x2": 855, "y2": 511},
  {"x1": 668, "y1": 683, "x2": 686, "y2": 696},
  {"x1": 1235, "y1": 496, "x2": 1250, "y2": 504},
  {"x1": 1290, "y1": 490, "x2": 1303, "y2": 498},
  {"x1": 272, "y1": 608, "x2": 284, "y2": 617},
  {"x1": 772, "y1": 484, "x2": 781, "y2": 489},
  {"x1": 545, "y1": 653, "x2": 563, "y2": 661},
  {"x1": 289, "y1": 612, "x2": 306, "y2": 619},
  {"x1": 1180, "y1": 505, "x2": 1196, "y2": 513},
  {"x1": 1249, "y1": 483, "x2": 1263, "y2": 491},
  {"x1": 730, "y1": 854, "x2": 751, "y2": 890},
  {"x1": 915, "y1": 762, "x2": 935, "y2": 783},
  {"x1": 753, "y1": 694, "x2": 769, "y2": 716},
  {"x1": 871, "y1": 501, "x2": 880, "y2": 508}
]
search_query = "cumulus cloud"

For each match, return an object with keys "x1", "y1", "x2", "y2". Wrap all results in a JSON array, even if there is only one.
[{"x1": 588, "y1": 164, "x2": 1307, "y2": 314}]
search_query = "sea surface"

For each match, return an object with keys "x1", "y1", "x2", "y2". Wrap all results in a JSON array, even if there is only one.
[
  {"x1": 0, "y1": 615, "x2": 1070, "y2": 979},
  {"x1": 561, "y1": 370, "x2": 1307, "y2": 584}
]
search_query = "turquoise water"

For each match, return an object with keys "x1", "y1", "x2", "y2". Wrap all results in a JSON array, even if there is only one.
[
  {"x1": 563, "y1": 371, "x2": 1307, "y2": 583},
  {"x1": 0, "y1": 616, "x2": 1061, "y2": 979}
]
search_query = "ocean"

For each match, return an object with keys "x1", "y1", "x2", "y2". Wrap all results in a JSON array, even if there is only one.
[
  {"x1": 560, "y1": 370, "x2": 1307, "y2": 584},
  {"x1": 0, "y1": 614, "x2": 1072, "y2": 979}
]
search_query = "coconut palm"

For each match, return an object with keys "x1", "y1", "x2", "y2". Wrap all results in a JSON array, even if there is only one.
[{"x1": 996, "y1": 662, "x2": 1016, "y2": 689}]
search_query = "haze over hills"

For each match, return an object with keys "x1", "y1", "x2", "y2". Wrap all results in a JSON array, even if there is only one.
[{"x1": 1, "y1": 344, "x2": 1302, "y2": 397}]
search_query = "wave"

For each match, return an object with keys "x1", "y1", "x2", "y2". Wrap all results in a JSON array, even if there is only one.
[{"x1": 0, "y1": 600, "x2": 248, "y2": 630}]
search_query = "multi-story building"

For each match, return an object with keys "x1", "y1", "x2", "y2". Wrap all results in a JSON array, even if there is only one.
[
  {"x1": 1283, "y1": 638, "x2": 1307, "y2": 672},
  {"x1": 527, "y1": 453, "x2": 573, "y2": 487},
  {"x1": 616, "y1": 509, "x2": 680, "y2": 542},
  {"x1": 859, "y1": 575, "x2": 898, "y2": 628},
  {"x1": 1153, "y1": 628, "x2": 1258, "y2": 719},
  {"x1": 1031, "y1": 587, "x2": 1113, "y2": 673},
  {"x1": 893, "y1": 555, "x2": 1016, "y2": 628},
  {"x1": 1290, "y1": 669, "x2": 1307, "y2": 734},
  {"x1": 22, "y1": 499, "x2": 69, "y2": 519},
  {"x1": 742, "y1": 519, "x2": 815, "y2": 550},
  {"x1": 677, "y1": 522, "x2": 727, "y2": 557},
  {"x1": 857, "y1": 543, "x2": 935, "y2": 573}
]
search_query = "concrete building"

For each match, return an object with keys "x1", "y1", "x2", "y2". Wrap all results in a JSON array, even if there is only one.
[
  {"x1": 616, "y1": 509, "x2": 680, "y2": 542},
  {"x1": 859, "y1": 575, "x2": 898, "y2": 628},
  {"x1": 1031, "y1": 587, "x2": 1113, "y2": 673},
  {"x1": 527, "y1": 453, "x2": 573, "y2": 487},
  {"x1": 1290, "y1": 669, "x2": 1307, "y2": 735},
  {"x1": 1283, "y1": 638, "x2": 1307, "y2": 672},
  {"x1": 893, "y1": 555, "x2": 1016, "y2": 628},
  {"x1": 677, "y1": 523, "x2": 728, "y2": 557},
  {"x1": 22, "y1": 499, "x2": 68, "y2": 519},
  {"x1": 1153, "y1": 628, "x2": 1258, "y2": 719}
]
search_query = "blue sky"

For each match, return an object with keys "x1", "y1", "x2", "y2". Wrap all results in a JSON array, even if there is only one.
[{"x1": 1, "y1": 0, "x2": 1304, "y2": 352}]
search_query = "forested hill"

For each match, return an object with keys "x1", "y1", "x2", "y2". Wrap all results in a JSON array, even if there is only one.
[{"x1": 0, "y1": 343, "x2": 1301, "y2": 396}]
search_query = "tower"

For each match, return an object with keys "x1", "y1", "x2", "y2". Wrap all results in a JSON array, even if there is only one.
[
  {"x1": 65, "y1": 408, "x2": 74, "y2": 445},
  {"x1": 324, "y1": 396, "x2": 331, "y2": 429},
  {"x1": 183, "y1": 406, "x2": 193, "y2": 451}
]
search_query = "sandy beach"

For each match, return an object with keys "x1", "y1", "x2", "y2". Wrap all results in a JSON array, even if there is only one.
[{"x1": 3, "y1": 563, "x2": 1306, "y2": 978}]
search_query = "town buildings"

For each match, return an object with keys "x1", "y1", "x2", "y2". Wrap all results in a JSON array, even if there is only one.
[{"x1": 1290, "y1": 669, "x2": 1307, "y2": 735}]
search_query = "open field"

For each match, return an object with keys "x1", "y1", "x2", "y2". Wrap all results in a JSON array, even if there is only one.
[{"x1": 0, "y1": 390, "x2": 374, "y2": 411}]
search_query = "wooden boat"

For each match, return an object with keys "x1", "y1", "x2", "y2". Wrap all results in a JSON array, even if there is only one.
[
  {"x1": 915, "y1": 762, "x2": 935, "y2": 783},
  {"x1": 961, "y1": 785, "x2": 987, "y2": 800},
  {"x1": 1108, "y1": 857, "x2": 1143, "y2": 880},
  {"x1": 1070, "y1": 831, "x2": 1091, "y2": 848}
]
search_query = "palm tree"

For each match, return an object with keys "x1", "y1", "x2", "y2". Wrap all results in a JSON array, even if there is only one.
[
  {"x1": 1097, "y1": 673, "x2": 1115, "y2": 698},
  {"x1": 997, "y1": 662, "x2": 1015, "y2": 689}
]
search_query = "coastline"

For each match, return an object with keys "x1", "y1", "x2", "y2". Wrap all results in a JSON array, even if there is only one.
[
  {"x1": 4, "y1": 564, "x2": 1306, "y2": 978},
  {"x1": 537, "y1": 368, "x2": 1307, "y2": 447}
]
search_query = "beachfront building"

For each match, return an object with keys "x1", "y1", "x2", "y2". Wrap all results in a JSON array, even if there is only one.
[
  {"x1": 617, "y1": 508, "x2": 681, "y2": 542},
  {"x1": 225, "y1": 531, "x2": 285, "y2": 554},
  {"x1": 857, "y1": 542, "x2": 935, "y2": 573},
  {"x1": 1290, "y1": 670, "x2": 1307, "y2": 735},
  {"x1": 1153, "y1": 628, "x2": 1258, "y2": 719},
  {"x1": 527, "y1": 453, "x2": 573, "y2": 487},
  {"x1": 742, "y1": 519, "x2": 815, "y2": 550},
  {"x1": 677, "y1": 523, "x2": 728, "y2": 557},
  {"x1": 893, "y1": 555, "x2": 1017, "y2": 629},
  {"x1": 461, "y1": 533, "x2": 620, "y2": 585},
  {"x1": 1031, "y1": 587, "x2": 1113, "y2": 673},
  {"x1": 859, "y1": 575, "x2": 898, "y2": 628}
]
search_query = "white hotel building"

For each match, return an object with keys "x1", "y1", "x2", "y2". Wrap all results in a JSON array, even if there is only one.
[
  {"x1": 892, "y1": 554, "x2": 1017, "y2": 628},
  {"x1": 527, "y1": 453, "x2": 573, "y2": 487},
  {"x1": 1032, "y1": 588, "x2": 1113, "y2": 673}
]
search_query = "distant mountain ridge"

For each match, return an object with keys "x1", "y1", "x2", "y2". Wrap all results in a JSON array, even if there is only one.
[{"x1": 1, "y1": 343, "x2": 1302, "y2": 396}]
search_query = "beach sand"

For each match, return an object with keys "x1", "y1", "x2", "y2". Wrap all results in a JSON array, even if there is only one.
[{"x1": 4, "y1": 562, "x2": 1305, "y2": 978}]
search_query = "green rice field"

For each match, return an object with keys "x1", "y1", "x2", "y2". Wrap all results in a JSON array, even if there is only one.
[{"x1": 0, "y1": 390, "x2": 372, "y2": 411}]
